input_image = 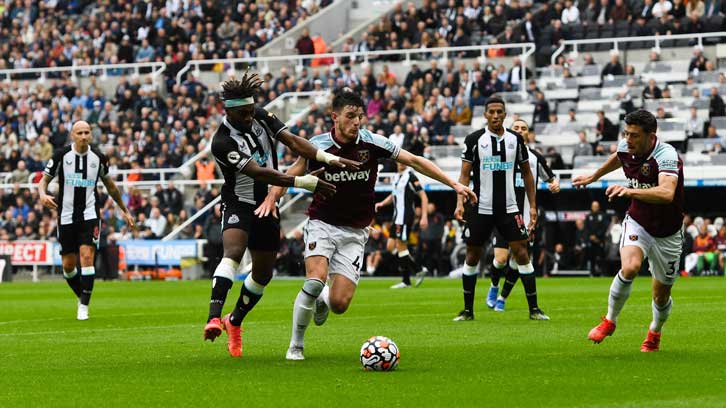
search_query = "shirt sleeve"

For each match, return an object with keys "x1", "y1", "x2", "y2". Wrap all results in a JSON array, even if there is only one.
[
  {"x1": 43, "y1": 149, "x2": 63, "y2": 179},
  {"x1": 255, "y1": 107, "x2": 287, "y2": 139},
  {"x1": 461, "y1": 132, "x2": 478, "y2": 162},
  {"x1": 515, "y1": 133, "x2": 529, "y2": 164},
  {"x1": 368, "y1": 130, "x2": 401, "y2": 159},
  {"x1": 211, "y1": 132, "x2": 252, "y2": 172},
  {"x1": 532, "y1": 149, "x2": 556, "y2": 181},
  {"x1": 408, "y1": 172, "x2": 423, "y2": 193},
  {"x1": 655, "y1": 144, "x2": 680, "y2": 177}
]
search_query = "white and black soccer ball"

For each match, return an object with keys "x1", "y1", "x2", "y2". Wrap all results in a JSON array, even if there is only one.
[{"x1": 359, "y1": 336, "x2": 400, "y2": 371}]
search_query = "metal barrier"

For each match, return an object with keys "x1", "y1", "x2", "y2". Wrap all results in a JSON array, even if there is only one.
[
  {"x1": 0, "y1": 61, "x2": 167, "y2": 82},
  {"x1": 176, "y1": 43, "x2": 536, "y2": 99},
  {"x1": 550, "y1": 32, "x2": 726, "y2": 67}
]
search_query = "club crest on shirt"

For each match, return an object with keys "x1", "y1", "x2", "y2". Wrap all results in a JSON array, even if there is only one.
[
  {"x1": 507, "y1": 143, "x2": 514, "y2": 149},
  {"x1": 308, "y1": 242, "x2": 317, "y2": 250},
  {"x1": 641, "y1": 163, "x2": 651, "y2": 176},
  {"x1": 357, "y1": 150, "x2": 370, "y2": 163},
  {"x1": 629, "y1": 234, "x2": 639, "y2": 241}
]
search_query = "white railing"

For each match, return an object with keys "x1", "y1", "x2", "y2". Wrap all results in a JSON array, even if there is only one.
[
  {"x1": 176, "y1": 43, "x2": 536, "y2": 97},
  {"x1": 0, "y1": 62, "x2": 167, "y2": 83},
  {"x1": 550, "y1": 32, "x2": 726, "y2": 67}
]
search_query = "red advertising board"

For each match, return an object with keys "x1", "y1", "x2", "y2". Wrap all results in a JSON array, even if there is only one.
[{"x1": 0, "y1": 241, "x2": 53, "y2": 265}]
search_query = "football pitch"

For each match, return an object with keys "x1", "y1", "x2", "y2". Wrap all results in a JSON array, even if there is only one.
[{"x1": 1, "y1": 277, "x2": 725, "y2": 407}]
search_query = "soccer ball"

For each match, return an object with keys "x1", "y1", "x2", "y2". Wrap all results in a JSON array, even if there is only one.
[{"x1": 359, "y1": 336, "x2": 400, "y2": 371}]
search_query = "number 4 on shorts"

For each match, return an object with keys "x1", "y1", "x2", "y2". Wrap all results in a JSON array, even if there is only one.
[{"x1": 352, "y1": 256, "x2": 361, "y2": 270}]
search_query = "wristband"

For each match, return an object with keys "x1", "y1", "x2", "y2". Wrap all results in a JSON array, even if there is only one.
[
  {"x1": 294, "y1": 174, "x2": 319, "y2": 192},
  {"x1": 315, "y1": 149, "x2": 340, "y2": 165}
]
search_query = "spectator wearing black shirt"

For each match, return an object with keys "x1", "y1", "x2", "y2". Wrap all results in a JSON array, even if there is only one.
[{"x1": 601, "y1": 51, "x2": 625, "y2": 78}]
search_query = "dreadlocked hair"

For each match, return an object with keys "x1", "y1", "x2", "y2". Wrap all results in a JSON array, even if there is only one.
[{"x1": 221, "y1": 71, "x2": 264, "y2": 101}]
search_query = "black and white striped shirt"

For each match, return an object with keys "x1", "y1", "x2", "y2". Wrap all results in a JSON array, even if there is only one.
[
  {"x1": 392, "y1": 169, "x2": 422, "y2": 225},
  {"x1": 461, "y1": 127, "x2": 528, "y2": 215},
  {"x1": 211, "y1": 107, "x2": 286, "y2": 205},
  {"x1": 43, "y1": 144, "x2": 109, "y2": 225},
  {"x1": 515, "y1": 147, "x2": 556, "y2": 225}
]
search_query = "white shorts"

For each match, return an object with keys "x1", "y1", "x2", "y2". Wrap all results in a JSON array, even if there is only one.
[
  {"x1": 620, "y1": 214, "x2": 683, "y2": 285},
  {"x1": 303, "y1": 219, "x2": 369, "y2": 286}
]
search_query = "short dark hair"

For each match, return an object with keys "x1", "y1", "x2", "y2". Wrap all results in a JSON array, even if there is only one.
[
  {"x1": 332, "y1": 87, "x2": 364, "y2": 112},
  {"x1": 221, "y1": 70, "x2": 263, "y2": 102},
  {"x1": 485, "y1": 96, "x2": 506, "y2": 109},
  {"x1": 624, "y1": 109, "x2": 658, "y2": 134}
]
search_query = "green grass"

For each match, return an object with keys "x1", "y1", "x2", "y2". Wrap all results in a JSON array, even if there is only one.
[{"x1": 1, "y1": 277, "x2": 725, "y2": 408}]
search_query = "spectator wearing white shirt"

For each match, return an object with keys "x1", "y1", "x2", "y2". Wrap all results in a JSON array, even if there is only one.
[
  {"x1": 652, "y1": 0, "x2": 673, "y2": 18},
  {"x1": 145, "y1": 208, "x2": 168, "y2": 239},
  {"x1": 561, "y1": 0, "x2": 581, "y2": 24},
  {"x1": 389, "y1": 125, "x2": 406, "y2": 149}
]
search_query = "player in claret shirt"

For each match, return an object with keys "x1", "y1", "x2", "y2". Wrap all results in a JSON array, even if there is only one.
[
  {"x1": 574, "y1": 109, "x2": 685, "y2": 352},
  {"x1": 257, "y1": 88, "x2": 477, "y2": 361}
]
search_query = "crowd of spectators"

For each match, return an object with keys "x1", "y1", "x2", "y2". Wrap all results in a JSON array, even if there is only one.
[
  {"x1": 350, "y1": 0, "x2": 724, "y2": 66},
  {"x1": 1, "y1": 0, "x2": 332, "y2": 77}
]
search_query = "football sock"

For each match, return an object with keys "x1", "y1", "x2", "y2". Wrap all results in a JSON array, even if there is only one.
[
  {"x1": 290, "y1": 278, "x2": 324, "y2": 347},
  {"x1": 63, "y1": 268, "x2": 82, "y2": 299},
  {"x1": 517, "y1": 262, "x2": 539, "y2": 311},
  {"x1": 499, "y1": 266, "x2": 520, "y2": 299},
  {"x1": 491, "y1": 259, "x2": 506, "y2": 287},
  {"x1": 207, "y1": 258, "x2": 237, "y2": 321},
  {"x1": 229, "y1": 274, "x2": 266, "y2": 326},
  {"x1": 79, "y1": 267, "x2": 95, "y2": 306},
  {"x1": 462, "y1": 263, "x2": 478, "y2": 312},
  {"x1": 320, "y1": 284, "x2": 330, "y2": 308},
  {"x1": 606, "y1": 270, "x2": 633, "y2": 323},
  {"x1": 649, "y1": 297, "x2": 672, "y2": 332},
  {"x1": 398, "y1": 250, "x2": 412, "y2": 285}
]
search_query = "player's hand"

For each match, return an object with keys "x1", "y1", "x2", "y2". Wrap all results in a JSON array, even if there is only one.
[
  {"x1": 454, "y1": 204, "x2": 466, "y2": 223},
  {"x1": 255, "y1": 193, "x2": 279, "y2": 218},
  {"x1": 548, "y1": 178, "x2": 561, "y2": 194},
  {"x1": 40, "y1": 193, "x2": 58, "y2": 210},
  {"x1": 374, "y1": 202, "x2": 383, "y2": 213},
  {"x1": 420, "y1": 216, "x2": 429, "y2": 230},
  {"x1": 527, "y1": 208, "x2": 538, "y2": 234},
  {"x1": 572, "y1": 174, "x2": 593, "y2": 189},
  {"x1": 605, "y1": 184, "x2": 630, "y2": 202},
  {"x1": 454, "y1": 182, "x2": 477, "y2": 204},
  {"x1": 309, "y1": 168, "x2": 336, "y2": 198},
  {"x1": 329, "y1": 157, "x2": 362, "y2": 170},
  {"x1": 121, "y1": 210, "x2": 135, "y2": 229}
]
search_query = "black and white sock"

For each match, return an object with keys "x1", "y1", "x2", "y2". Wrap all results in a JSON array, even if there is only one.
[
  {"x1": 79, "y1": 266, "x2": 95, "y2": 306},
  {"x1": 517, "y1": 262, "x2": 539, "y2": 311},
  {"x1": 229, "y1": 274, "x2": 266, "y2": 326},
  {"x1": 398, "y1": 250, "x2": 413, "y2": 285},
  {"x1": 462, "y1": 263, "x2": 478, "y2": 312},
  {"x1": 207, "y1": 258, "x2": 237, "y2": 321},
  {"x1": 63, "y1": 268, "x2": 82, "y2": 299},
  {"x1": 491, "y1": 259, "x2": 506, "y2": 287}
]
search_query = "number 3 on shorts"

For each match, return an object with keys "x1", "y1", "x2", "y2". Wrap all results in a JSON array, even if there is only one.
[{"x1": 666, "y1": 260, "x2": 677, "y2": 278}]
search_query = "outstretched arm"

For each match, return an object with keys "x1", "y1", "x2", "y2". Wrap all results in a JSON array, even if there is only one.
[
  {"x1": 395, "y1": 149, "x2": 477, "y2": 204},
  {"x1": 254, "y1": 156, "x2": 310, "y2": 218},
  {"x1": 277, "y1": 130, "x2": 360, "y2": 169},
  {"x1": 573, "y1": 152, "x2": 622, "y2": 188},
  {"x1": 606, "y1": 173, "x2": 677, "y2": 204}
]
